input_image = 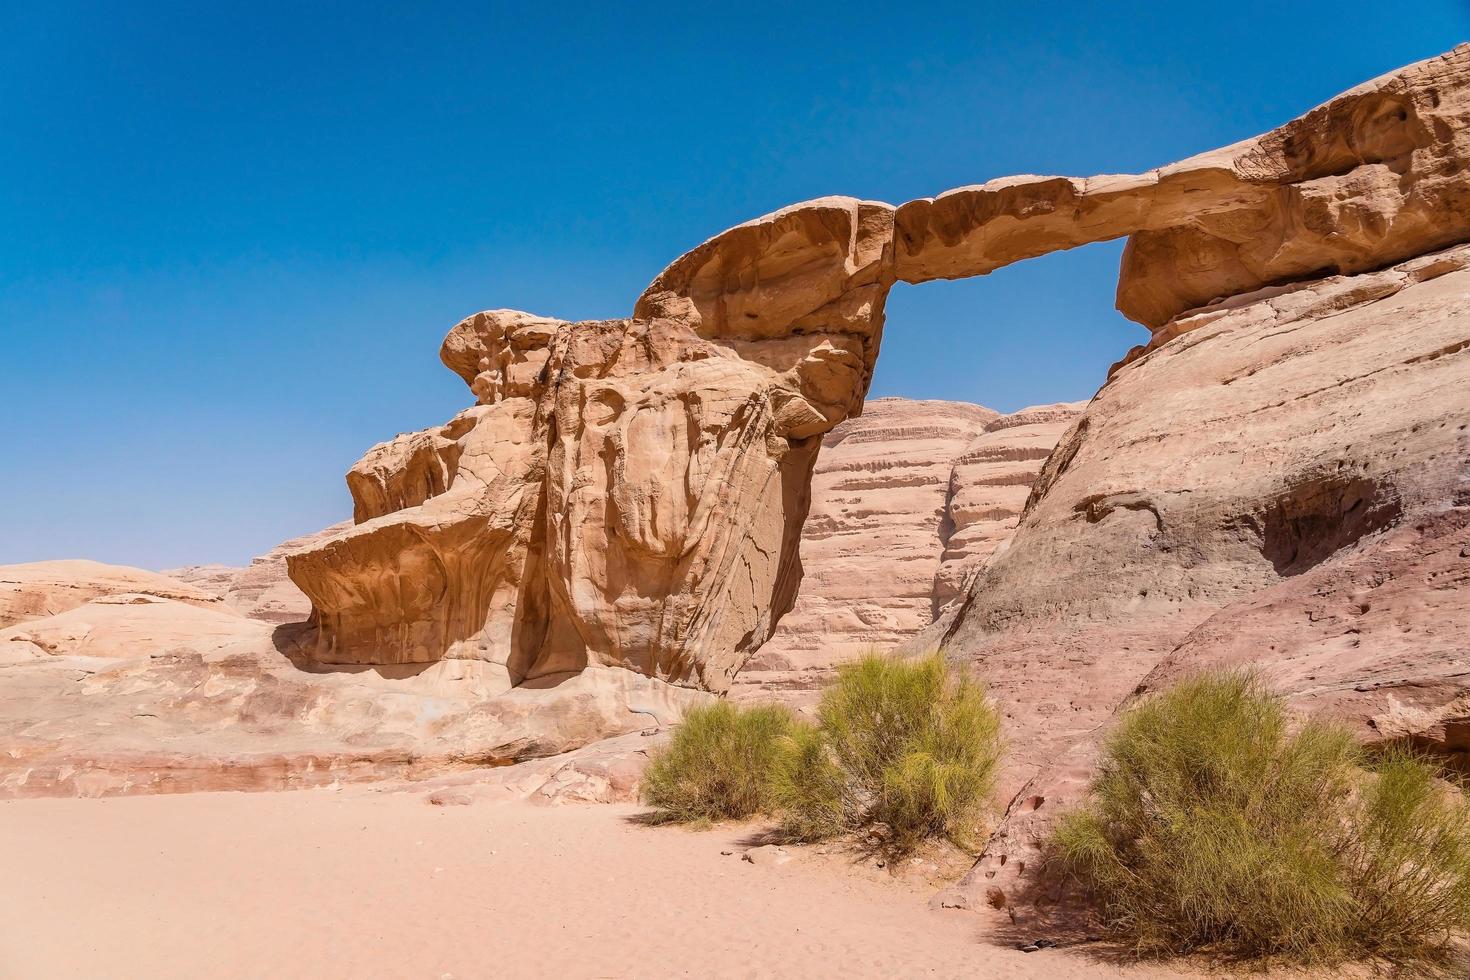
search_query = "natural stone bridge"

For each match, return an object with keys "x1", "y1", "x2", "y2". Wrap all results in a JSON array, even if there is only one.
[{"x1": 287, "y1": 45, "x2": 1470, "y2": 693}]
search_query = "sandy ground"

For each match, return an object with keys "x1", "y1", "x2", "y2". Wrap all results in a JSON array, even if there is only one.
[{"x1": 0, "y1": 788, "x2": 1202, "y2": 980}]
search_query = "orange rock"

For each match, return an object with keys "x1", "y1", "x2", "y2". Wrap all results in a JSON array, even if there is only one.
[{"x1": 287, "y1": 45, "x2": 1470, "y2": 697}]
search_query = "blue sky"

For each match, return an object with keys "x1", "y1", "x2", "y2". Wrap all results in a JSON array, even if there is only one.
[{"x1": 4, "y1": 2, "x2": 1468, "y2": 568}]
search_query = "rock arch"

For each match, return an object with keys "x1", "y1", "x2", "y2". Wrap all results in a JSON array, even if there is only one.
[{"x1": 286, "y1": 44, "x2": 1470, "y2": 693}]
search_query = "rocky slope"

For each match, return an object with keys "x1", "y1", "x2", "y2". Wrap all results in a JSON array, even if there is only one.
[
  {"x1": 945, "y1": 242, "x2": 1470, "y2": 912},
  {"x1": 0, "y1": 560, "x2": 226, "y2": 629}
]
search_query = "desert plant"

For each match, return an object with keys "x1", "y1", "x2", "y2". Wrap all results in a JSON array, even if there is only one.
[
  {"x1": 773, "y1": 651, "x2": 1002, "y2": 855},
  {"x1": 639, "y1": 701, "x2": 799, "y2": 822},
  {"x1": 1340, "y1": 745, "x2": 1470, "y2": 961},
  {"x1": 768, "y1": 719, "x2": 845, "y2": 840},
  {"x1": 1054, "y1": 670, "x2": 1470, "y2": 967}
]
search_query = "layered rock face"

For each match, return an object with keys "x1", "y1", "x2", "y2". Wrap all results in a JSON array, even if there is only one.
[
  {"x1": 736, "y1": 398, "x2": 1084, "y2": 695},
  {"x1": 735, "y1": 398, "x2": 998, "y2": 692},
  {"x1": 287, "y1": 306, "x2": 876, "y2": 695},
  {"x1": 946, "y1": 242, "x2": 1470, "y2": 911},
  {"x1": 287, "y1": 45, "x2": 1470, "y2": 697},
  {"x1": 932, "y1": 403, "x2": 1086, "y2": 613}
]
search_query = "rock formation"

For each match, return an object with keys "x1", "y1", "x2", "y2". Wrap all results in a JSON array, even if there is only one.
[
  {"x1": 735, "y1": 398, "x2": 1086, "y2": 695},
  {"x1": 931, "y1": 403, "x2": 1086, "y2": 613},
  {"x1": 0, "y1": 560, "x2": 226, "y2": 629},
  {"x1": 3, "y1": 45, "x2": 1468, "y2": 817},
  {"x1": 945, "y1": 240, "x2": 1470, "y2": 912},
  {"x1": 0, "y1": 584, "x2": 707, "y2": 797},
  {"x1": 286, "y1": 309, "x2": 859, "y2": 695},
  {"x1": 165, "y1": 522, "x2": 350, "y2": 625},
  {"x1": 284, "y1": 44, "x2": 1470, "y2": 703},
  {"x1": 735, "y1": 398, "x2": 998, "y2": 693}
]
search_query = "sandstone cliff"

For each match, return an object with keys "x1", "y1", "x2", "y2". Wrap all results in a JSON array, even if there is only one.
[
  {"x1": 283, "y1": 44, "x2": 1470, "y2": 700},
  {"x1": 735, "y1": 398, "x2": 996, "y2": 692},
  {"x1": 738, "y1": 398, "x2": 1084, "y2": 695},
  {"x1": 947, "y1": 242, "x2": 1470, "y2": 912},
  {"x1": 932, "y1": 403, "x2": 1086, "y2": 614},
  {"x1": 2, "y1": 45, "x2": 1467, "y2": 820}
]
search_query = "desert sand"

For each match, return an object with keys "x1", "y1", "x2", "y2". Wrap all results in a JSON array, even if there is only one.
[{"x1": 1, "y1": 788, "x2": 1196, "y2": 980}]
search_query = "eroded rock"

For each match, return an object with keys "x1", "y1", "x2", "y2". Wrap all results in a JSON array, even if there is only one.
[
  {"x1": 0, "y1": 560, "x2": 227, "y2": 629},
  {"x1": 287, "y1": 45, "x2": 1470, "y2": 698},
  {"x1": 734, "y1": 398, "x2": 998, "y2": 695},
  {"x1": 945, "y1": 243, "x2": 1470, "y2": 910}
]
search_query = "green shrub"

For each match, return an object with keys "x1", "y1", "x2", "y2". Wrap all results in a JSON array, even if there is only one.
[
  {"x1": 774, "y1": 651, "x2": 1002, "y2": 855},
  {"x1": 639, "y1": 701, "x2": 799, "y2": 822},
  {"x1": 768, "y1": 720, "x2": 845, "y2": 841},
  {"x1": 1342, "y1": 745, "x2": 1470, "y2": 960},
  {"x1": 1054, "y1": 670, "x2": 1470, "y2": 966}
]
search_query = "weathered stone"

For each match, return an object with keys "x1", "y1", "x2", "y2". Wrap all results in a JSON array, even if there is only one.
[
  {"x1": 286, "y1": 45, "x2": 1470, "y2": 697},
  {"x1": 0, "y1": 560, "x2": 227, "y2": 629},
  {"x1": 166, "y1": 522, "x2": 350, "y2": 625},
  {"x1": 735, "y1": 398, "x2": 998, "y2": 695},
  {"x1": 288, "y1": 314, "x2": 853, "y2": 694},
  {"x1": 944, "y1": 242, "x2": 1470, "y2": 909},
  {"x1": 932, "y1": 403, "x2": 1085, "y2": 613},
  {"x1": 0, "y1": 594, "x2": 269, "y2": 662}
]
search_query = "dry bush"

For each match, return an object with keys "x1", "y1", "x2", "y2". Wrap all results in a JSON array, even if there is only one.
[
  {"x1": 640, "y1": 701, "x2": 800, "y2": 823},
  {"x1": 1054, "y1": 670, "x2": 1470, "y2": 968},
  {"x1": 772, "y1": 651, "x2": 1002, "y2": 855}
]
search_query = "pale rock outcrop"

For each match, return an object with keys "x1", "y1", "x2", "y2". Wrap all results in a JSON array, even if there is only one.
[
  {"x1": 165, "y1": 522, "x2": 351, "y2": 625},
  {"x1": 287, "y1": 310, "x2": 862, "y2": 695},
  {"x1": 735, "y1": 398, "x2": 998, "y2": 694},
  {"x1": 0, "y1": 605, "x2": 708, "y2": 798},
  {"x1": 0, "y1": 594, "x2": 271, "y2": 662},
  {"x1": 161, "y1": 563, "x2": 238, "y2": 597},
  {"x1": 932, "y1": 403, "x2": 1086, "y2": 613},
  {"x1": 0, "y1": 560, "x2": 226, "y2": 629},
  {"x1": 286, "y1": 45, "x2": 1470, "y2": 698}
]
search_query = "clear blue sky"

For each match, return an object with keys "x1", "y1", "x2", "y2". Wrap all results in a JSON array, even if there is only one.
[{"x1": 4, "y1": 2, "x2": 1468, "y2": 569}]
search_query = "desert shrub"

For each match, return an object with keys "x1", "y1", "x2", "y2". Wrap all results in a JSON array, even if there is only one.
[
  {"x1": 768, "y1": 720, "x2": 845, "y2": 841},
  {"x1": 640, "y1": 701, "x2": 800, "y2": 823},
  {"x1": 1341, "y1": 745, "x2": 1470, "y2": 960},
  {"x1": 773, "y1": 651, "x2": 1002, "y2": 855},
  {"x1": 1054, "y1": 670, "x2": 1470, "y2": 966}
]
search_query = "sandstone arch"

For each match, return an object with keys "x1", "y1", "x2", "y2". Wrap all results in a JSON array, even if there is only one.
[{"x1": 286, "y1": 44, "x2": 1470, "y2": 694}]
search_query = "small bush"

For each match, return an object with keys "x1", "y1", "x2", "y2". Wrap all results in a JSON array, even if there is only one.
[
  {"x1": 640, "y1": 701, "x2": 799, "y2": 822},
  {"x1": 774, "y1": 652, "x2": 1002, "y2": 855},
  {"x1": 1054, "y1": 670, "x2": 1470, "y2": 967}
]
